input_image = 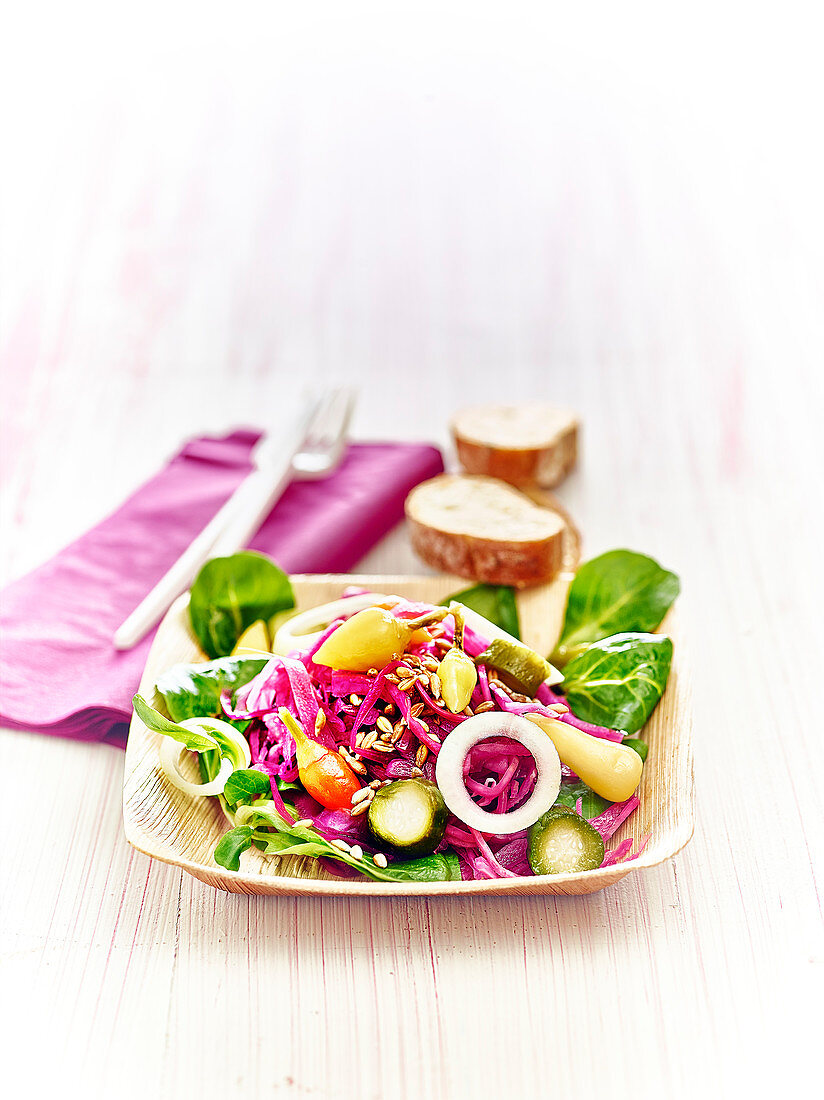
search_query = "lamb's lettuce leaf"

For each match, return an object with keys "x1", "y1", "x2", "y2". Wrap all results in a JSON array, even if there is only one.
[
  {"x1": 189, "y1": 551, "x2": 294, "y2": 659},
  {"x1": 443, "y1": 583, "x2": 521, "y2": 639},
  {"x1": 554, "y1": 550, "x2": 679, "y2": 665},
  {"x1": 155, "y1": 656, "x2": 268, "y2": 722},
  {"x1": 560, "y1": 632, "x2": 673, "y2": 734}
]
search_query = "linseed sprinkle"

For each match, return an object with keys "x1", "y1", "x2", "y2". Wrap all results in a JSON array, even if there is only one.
[
  {"x1": 397, "y1": 677, "x2": 415, "y2": 692},
  {"x1": 361, "y1": 730, "x2": 378, "y2": 750},
  {"x1": 410, "y1": 702, "x2": 425, "y2": 719},
  {"x1": 421, "y1": 655, "x2": 440, "y2": 672},
  {"x1": 376, "y1": 715, "x2": 394, "y2": 735},
  {"x1": 351, "y1": 787, "x2": 372, "y2": 805},
  {"x1": 415, "y1": 744, "x2": 429, "y2": 767},
  {"x1": 429, "y1": 673, "x2": 442, "y2": 698},
  {"x1": 351, "y1": 800, "x2": 370, "y2": 816},
  {"x1": 474, "y1": 700, "x2": 496, "y2": 714}
]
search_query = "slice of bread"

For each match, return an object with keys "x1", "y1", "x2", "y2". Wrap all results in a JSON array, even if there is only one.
[
  {"x1": 405, "y1": 475, "x2": 567, "y2": 588},
  {"x1": 451, "y1": 404, "x2": 579, "y2": 488}
]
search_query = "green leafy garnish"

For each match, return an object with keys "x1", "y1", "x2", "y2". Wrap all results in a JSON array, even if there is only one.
[
  {"x1": 223, "y1": 768, "x2": 273, "y2": 806},
  {"x1": 623, "y1": 737, "x2": 649, "y2": 762},
  {"x1": 560, "y1": 632, "x2": 673, "y2": 734},
  {"x1": 189, "y1": 551, "x2": 294, "y2": 659},
  {"x1": 553, "y1": 549, "x2": 679, "y2": 665},
  {"x1": 134, "y1": 694, "x2": 248, "y2": 771},
  {"x1": 442, "y1": 584, "x2": 520, "y2": 639},
  {"x1": 214, "y1": 826, "x2": 255, "y2": 871},
  {"x1": 213, "y1": 799, "x2": 461, "y2": 882},
  {"x1": 155, "y1": 656, "x2": 268, "y2": 721},
  {"x1": 554, "y1": 781, "x2": 610, "y2": 819},
  {"x1": 132, "y1": 693, "x2": 217, "y2": 751}
]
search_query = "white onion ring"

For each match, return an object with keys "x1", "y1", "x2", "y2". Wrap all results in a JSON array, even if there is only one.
[
  {"x1": 434, "y1": 712, "x2": 561, "y2": 835},
  {"x1": 159, "y1": 717, "x2": 251, "y2": 798},
  {"x1": 272, "y1": 593, "x2": 396, "y2": 655}
]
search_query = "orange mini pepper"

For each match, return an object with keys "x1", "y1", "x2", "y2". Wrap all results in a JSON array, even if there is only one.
[{"x1": 278, "y1": 707, "x2": 362, "y2": 811}]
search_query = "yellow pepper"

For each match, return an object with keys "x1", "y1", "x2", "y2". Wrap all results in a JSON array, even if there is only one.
[
  {"x1": 312, "y1": 606, "x2": 447, "y2": 672},
  {"x1": 439, "y1": 603, "x2": 478, "y2": 713},
  {"x1": 525, "y1": 714, "x2": 643, "y2": 803}
]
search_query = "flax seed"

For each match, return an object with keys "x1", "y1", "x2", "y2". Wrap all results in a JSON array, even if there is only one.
[
  {"x1": 415, "y1": 744, "x2": 429, "y2": 767},
  {"x1": 361, "y1": 730, "x2": 378, "y2": 750},
  {"x1": 397, "y1": 677, "x2": 415, "y2": 692},
  {"x1": 418, "y1": 719, "x2": 429, "y2": 732},
  {"x1": 393, "y1": 719, "x2": 406, "y2": 736},
  {"x1": 385, "y1": 672, "x2": 400, "y2": 684},
  {"x1": 410, "y1": 702, "x2": 425, "y2": 719},
  {"x1": 355, "y1": 732, "x2": 365, "y2": 748},
  {"x1": 396, "y1": 664, "x2": 413, "y2": 678},
  {"x1": 373, "y1": 853, "x2": 388, "y2": 868},
  {"x1": 428, "y1": 673, "x2": 442, "y2": 698},
  {"x1": 369, "y1": 780, "x2": 382, "y2": 789},
  {"x1": 474, "y1": 700, "x2": 495, "y2": 714},
  {"x1": 376, "y1": 715, "x2": 394, "y2": 735},
  {"x1": 371, "y1": 741, "x2": 395, "y2": 754},
  {"x1": 351, "y1": 801, "x2": 370, "y2": 816},
  {"x1": 421, "y1": 655, "x2": 439, "y2": 672},
  {"x1": 351, "y1": 787, "x2": 372, "y2": 805},
  {"x1": 349, "y1": 759, "x2": 368, "y2": 775}
]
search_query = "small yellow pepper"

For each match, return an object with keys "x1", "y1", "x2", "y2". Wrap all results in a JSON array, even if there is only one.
[
  {"x1": 313, "y1": 606, "x2": 447, "y2": 672},
  {"x1": 439, "y1": 603, "x2": 478, "y2": 714}
]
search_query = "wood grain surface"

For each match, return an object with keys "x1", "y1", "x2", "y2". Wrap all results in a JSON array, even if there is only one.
[{"x1": 1, "y1": 6, "x2": 822, "y2": 1099}]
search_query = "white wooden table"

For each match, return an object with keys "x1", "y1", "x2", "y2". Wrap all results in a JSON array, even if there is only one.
[{"x1": 2, "y1": 7, "x2": 822, "y2": 1097}]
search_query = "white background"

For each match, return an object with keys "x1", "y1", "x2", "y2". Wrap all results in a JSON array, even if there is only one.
[{"x1": 1, "y1": 3, "x2": 822, "y2": 1098}]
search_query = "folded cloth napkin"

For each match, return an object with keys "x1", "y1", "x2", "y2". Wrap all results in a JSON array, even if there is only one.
[{"x1": 0, "y1": 431, "x2": 443, "y2": 747}]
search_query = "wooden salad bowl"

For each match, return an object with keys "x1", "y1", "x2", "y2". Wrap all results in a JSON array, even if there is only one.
[{"x1": 123, "y1": 573, "x2": 694, "y2": 896}]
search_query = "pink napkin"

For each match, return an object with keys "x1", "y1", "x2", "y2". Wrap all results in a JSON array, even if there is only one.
[{"x1": 0, "y1": 431, "x2": 443, "y2": 747}]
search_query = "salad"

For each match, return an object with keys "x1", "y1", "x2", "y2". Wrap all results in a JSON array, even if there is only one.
[{"x1": 134, "y1": 548, "x2": 679, "y2": 884}]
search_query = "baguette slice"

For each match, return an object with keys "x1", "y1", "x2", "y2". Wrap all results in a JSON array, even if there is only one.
[
  {"x1": 405, "y1": 475, "x2": 567, "y2": 588},
  {"x1": 452, "y1": 404, "x2": 579, "y2": 488}
]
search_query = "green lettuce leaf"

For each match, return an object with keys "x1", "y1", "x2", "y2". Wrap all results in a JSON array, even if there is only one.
[
  {"x1": 189, "y1": 551, "x2": 294, "y2": 659},
  {"x1": 554, "y1": 549, "x2": 679, "y2": 664},
  {"x1": 560, "y1": 632, "x2": 673, "y2": 734}
]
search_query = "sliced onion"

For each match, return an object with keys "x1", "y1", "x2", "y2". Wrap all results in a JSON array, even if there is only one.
[
  {"x1": 272, "y1": 593, "x2": 396, "y2": 655},
  {"x1": 434, "y1": 713, "x2": 561, "y2": 835},
  {"x1": 159, "y1": 717, "x2": 251, "y2": 798}
]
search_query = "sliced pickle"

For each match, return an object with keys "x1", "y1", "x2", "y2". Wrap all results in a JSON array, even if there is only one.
[{"x1": 476, "y1": 638, "x2": 558, "y2": 696}]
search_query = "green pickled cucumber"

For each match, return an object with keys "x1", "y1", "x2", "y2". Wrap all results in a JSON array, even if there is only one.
[
  {"x1": 528, "y1": 810, "x2": 605, "y2": 875},
  {"x1": 476, "y1": 638, "x2": 558, "y2": 696}
]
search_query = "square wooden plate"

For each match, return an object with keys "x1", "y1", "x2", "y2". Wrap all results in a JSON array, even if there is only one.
[{"x1": 123, "y1": 573, "x2": 694, "y2": 896}]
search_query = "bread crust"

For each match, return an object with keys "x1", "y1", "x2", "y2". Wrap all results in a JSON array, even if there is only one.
[
  {"x1": 452, "y1": 406, "x2": 579, "y2": 488},
  {"x1": 405, "y1": 475, "x2": 568, "y2": 587}
]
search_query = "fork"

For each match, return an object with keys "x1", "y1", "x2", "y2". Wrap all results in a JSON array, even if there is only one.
[{"x1": 113, "y1": 387, "x2": 354, "y2": 650}]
